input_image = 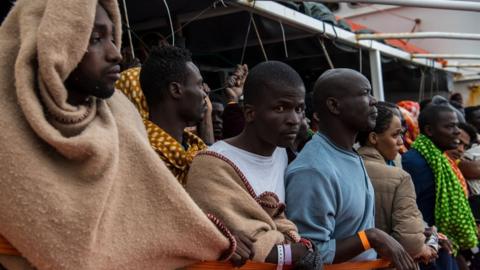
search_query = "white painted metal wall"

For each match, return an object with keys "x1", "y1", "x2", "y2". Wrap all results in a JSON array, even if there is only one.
[
  {"x1": 338, "y1": 6, "x2": 480, "y2": 71},
  {"x1": 233, "y1": 1, "x2": 463, "y2": 101}
]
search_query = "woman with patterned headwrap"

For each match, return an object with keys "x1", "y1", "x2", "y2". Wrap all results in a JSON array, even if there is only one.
[{"x1": 397, "y1": 101, "x2": 421, "y2": 153}]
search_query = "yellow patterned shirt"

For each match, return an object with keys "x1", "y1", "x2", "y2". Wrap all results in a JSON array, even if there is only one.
[{"x1": 115, "y1": 67, "x2": 207, "y2": 186}]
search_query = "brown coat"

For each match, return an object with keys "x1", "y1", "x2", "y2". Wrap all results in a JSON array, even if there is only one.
[
  {"x1": 0, "y1": 0, "x2": 232, "y2": 269},
  {"x1": 358, "y1": 146, "x2": 426, "y2": 257},
  {"x1": 186, "y1": 151, "x2": 301, "y2": 262}
]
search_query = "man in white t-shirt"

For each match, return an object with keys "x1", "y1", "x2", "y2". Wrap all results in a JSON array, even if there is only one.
[
  {"x1": 186, "y1": 61, "x2": 322, "y2": 268},
  {"x1": 207, "y1": 141, "x2": 287, "y2": 202}
]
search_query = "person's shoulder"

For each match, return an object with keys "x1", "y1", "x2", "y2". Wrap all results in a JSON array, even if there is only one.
[
  {"x1": 402, "y1": 149, "x2": 426, "y2": 166},
  {"x1": 287, "y1": 147, "x2": 324, "y2": 173},
  {"x1": 365, "y1": 161, "x2": 406, "y2": 178},
  {"x1": 292, "y1": 135, "x2": 329, "y2": 162},
  {"x1": 115, "y1": 67, "x2": 141, "y2": 89},
  {"x1": 106, "y1": 91, "x2": 149, "y2": 140},
  {"x1": 286, "y1": 155, "x2": 335, "y2": 185},
  {"x1": 274, "y1": 147, "x2": 289, "y2": 164},
  {"x1": 287, "y1": 161, "x2": 320, "y2": 175},
  {"x1": 402, "y1": 148, "x2": 421, "y2": 159},
  {"x1": 191, "y1": 148, "x2": 239, "y2": 173},
  {"x1": 187, "y1": 150, "x2": 250, "y2": 195},
  {"x1": 207, "y1": 141, "x2": 251, "y2": 162},
  {"x1": 108, "y1": 91, "x2": 143, "y2": 122},
  {"x1": 401, "y1": 149, "x2": 434, "y2": 183},
  {"x1": 369, "y1": 164, "x2": 412, "y2": 192},
  {"x1": 273, "y1": 146, "x2": 287, "y2": 156},
  {"x1": 122, "y1": 66, "x2": 141, "y2": 77},
  {"x1": 207, "y1": 140, "x2": 230, "y2": 153}
]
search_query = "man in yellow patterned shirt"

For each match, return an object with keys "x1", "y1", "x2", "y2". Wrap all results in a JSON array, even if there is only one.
[{"x1": 115, "y1": 46, "x2": 209, "y2": 186}]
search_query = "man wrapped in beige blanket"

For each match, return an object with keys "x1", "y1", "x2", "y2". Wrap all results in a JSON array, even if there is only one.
[
  {"x1": 186, "y1": 61, "x2": 323, "y2": 269},
  {"x1": 0, "y1": 0, "x2": 235, "y2": 269}
]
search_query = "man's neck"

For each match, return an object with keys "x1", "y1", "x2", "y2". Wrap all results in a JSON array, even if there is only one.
[
  {"x1": 66, "y1": 89, "x2": 89, "y2": 106},
  {"x1": 149, "y1": 104, "x2": 187, "y2": 144},
  {"x1": 318, "y1": 120, "x2": 357, "y2": 152},
  {"x1": 425, "y1": 135, "x2": 446, "y2": 152},
  {"x1": 226, "y1": 128, "x2": 276, "y2": 157}
]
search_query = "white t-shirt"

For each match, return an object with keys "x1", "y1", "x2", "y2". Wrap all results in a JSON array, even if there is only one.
[{"x1": 209, "y1": 141, "x2": 288, "y2": 202}]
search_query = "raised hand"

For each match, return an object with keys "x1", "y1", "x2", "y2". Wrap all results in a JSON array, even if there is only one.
[{"x1": 225, "y1": 64, "x2": 248, "y2": 103}]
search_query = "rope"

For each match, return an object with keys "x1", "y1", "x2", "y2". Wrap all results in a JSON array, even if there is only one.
[
  {"x1": 162, "y1": 0, "x2": 230, "y2": 46},
  {"x1": 330, "y1": 22, "x2": 338, "y2": 41},
  {"x1": 126, "y1": 27, "x2": 152, "y2": 53},
  {"x1": 321, "y1": 20, "x2": 326, "y2": 36},
  {"x1": 319, "y1": 37, "x2": 334, "y2": 69},
  {"x1": 163, "y1": 4, "x2": 214, "y2": 42},
  {"x1": 162, "y1": 0, "x2": 175, "y2": 46},
  {"x1": 211, "y1": 86, "x2": 227, "y2": 93},
  {"x1": 240, "y1": 14, "x2": 253, "y2": 64},
  {"x1": 214, "y1": 0, "x2": 227, "y2": 8},
  {"x1": 121, "y1": 0, "x2": 135, "y2": 59},
  {"x1": 279, "y1": 21, "x2": 288, "y2": 58},
  {"x1": 251, "y1": 15, "x2": 269, "y2": 61}
]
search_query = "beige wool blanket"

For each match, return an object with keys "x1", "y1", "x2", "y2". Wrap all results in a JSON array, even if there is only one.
[
  {"x1": 186, "y1": 151, "x2": 301, "y2": 262},
  {"x1": 0, "y1": 0, "x2": 232, "y2": 269}
]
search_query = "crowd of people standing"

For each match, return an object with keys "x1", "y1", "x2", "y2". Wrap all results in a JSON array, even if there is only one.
[{"x1": 0, "y1": 0, "x2": 479, "y2": 270}]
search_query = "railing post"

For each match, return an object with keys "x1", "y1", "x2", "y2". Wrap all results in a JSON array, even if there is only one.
[{"x1": 369, "y1": 49, "x2": 385, "y2": 101}]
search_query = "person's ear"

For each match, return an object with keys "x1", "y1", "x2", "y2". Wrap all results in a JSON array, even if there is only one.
[
  {"x1": 424, "y1": 124, "x2": 434, "y2": 137},
  {"x1": 368, "y1": 132, "x2": 378, "y2": 145},
  {"x1": 244, "y1": 104, "x2": 255, "y2": 123},
  {"x1": 326, "y1": 97, "x2": 340, "y2": 115},
  {"x1": 168, "y1": 82, "x2": 183, "y2": 99}
]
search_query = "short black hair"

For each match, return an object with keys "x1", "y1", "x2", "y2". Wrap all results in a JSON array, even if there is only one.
[
  {"x1": 418, "y1": 104, "x2": 455, "y2": 134},
  {"x1": 458, "y1": 122, "x2": 478, "y2": 145},
  {"x1": 465, "y1": 106, "x2": 480, "y2": 123},
  {"x1": 382, "y1": 102, "x2": 405, "y2": 128},
  {"x1": 379, "y1": 102, "x2": 401, "y2": 118},
  {"x1": 450, "y1": 92, "x2": 463, "y2": 102},
  {"x1": 139, "y1": 46, "x2": 192, "y2": 108},
  {"x1": 419, "y1": 98, "x2": 432, "y2": 112},
  {"x1": 357, "y1": 102, "x2": 397, "y2": 146},
  {"x1": 243, "y1": 61, "x2": 304, "y2": 105}
]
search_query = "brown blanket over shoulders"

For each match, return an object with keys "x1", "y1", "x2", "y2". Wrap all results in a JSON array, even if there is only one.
[
  {"x1": 186, "y1": 151, "x2": 300, "y2": 262},
  {"x1": 0, "y1": 0, "x2": 231, "y2": 269}
]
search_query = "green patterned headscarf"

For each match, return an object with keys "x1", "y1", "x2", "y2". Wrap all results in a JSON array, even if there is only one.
[{"x1": 412, "y1": 134, "x2": 478, "y2": 251}]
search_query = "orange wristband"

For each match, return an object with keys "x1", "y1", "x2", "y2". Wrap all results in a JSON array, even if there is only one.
[{"x1": 358, "y1": 231, "x2": 371, "y2": 250}]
